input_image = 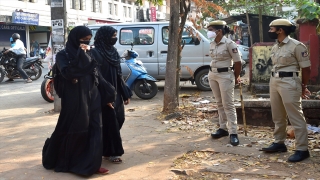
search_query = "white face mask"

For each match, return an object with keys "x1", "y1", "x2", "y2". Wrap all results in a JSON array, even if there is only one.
[{"x1": 207, "y1": 31, "x2": 217, "y2": 39}]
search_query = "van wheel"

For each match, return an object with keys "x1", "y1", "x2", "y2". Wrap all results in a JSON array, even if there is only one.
[{"x1": 195, "y1": 69, "x2": 211, "y2": 91}]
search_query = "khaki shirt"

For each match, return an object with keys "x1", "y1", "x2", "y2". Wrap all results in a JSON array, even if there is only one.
[
  {"x1": 209, "y1": 36, "x2": 241, "y2": 68},
  {"x1": 270, "y1": 36, "x2": 311, "y2": 72}
]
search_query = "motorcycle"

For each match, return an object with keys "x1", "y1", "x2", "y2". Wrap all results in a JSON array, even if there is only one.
[
  {"x1": 41, "y1": 69, "x2": 54, "y2": 103},
  {"x1": 122, "y1": 44, "x2": 158, "y2": 100},
  {"x1": 0, "y1": 47, "x2": 43, "y2": 83}
]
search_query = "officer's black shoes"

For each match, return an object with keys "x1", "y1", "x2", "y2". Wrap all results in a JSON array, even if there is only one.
[
  {"x1": 211, "y1": 128, "x2": 229, "y2": 139},
  {"x1": 288, "y1": 150, "x2": 310, "y2": 162},
  {"x1": 230, "y1": 134, "x2": 239, "y2": 146},
  {"x1": 261, "y1": 143, "x2": 287, "y2": 152}
]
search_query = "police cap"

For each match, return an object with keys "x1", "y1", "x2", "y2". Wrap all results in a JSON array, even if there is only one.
[
  {"x1": 269, "y1": 19, "x2": 293, "y2": 27},
  {"x1": 208, "y1": 20, "x2": 227, "y2": 26}
]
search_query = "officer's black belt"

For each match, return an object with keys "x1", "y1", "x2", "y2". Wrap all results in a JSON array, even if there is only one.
[
  {"x1": 210, "y1": 67, "x2": 229, "y2": 72},
  {"x1": 272, "y1": 72, "x2": 299, "y2": 77}
]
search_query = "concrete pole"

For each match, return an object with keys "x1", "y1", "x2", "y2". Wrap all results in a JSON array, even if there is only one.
[{"x1": 51, "y1": 0, "x2": 68, "y2": 112}]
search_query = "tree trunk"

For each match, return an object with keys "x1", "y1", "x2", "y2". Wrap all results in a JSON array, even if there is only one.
[
  {"x1": 245, "y1": 12, "x2": 253, "y2": 47},
  {"x1": 163, "y1": 0, "x2": 180, "y2": 112},
  {"x1": 258, "y1": 4, "x2": 263, "y2": 42}
]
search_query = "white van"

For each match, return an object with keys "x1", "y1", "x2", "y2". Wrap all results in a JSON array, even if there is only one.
[{"x1": 88, "y1": 22, "x2": 239, "y2": 91}]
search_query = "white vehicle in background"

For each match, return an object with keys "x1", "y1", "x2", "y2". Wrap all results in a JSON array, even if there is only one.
[{"x1": 88, "y1": 22, "x2": 246, "y2": 91}]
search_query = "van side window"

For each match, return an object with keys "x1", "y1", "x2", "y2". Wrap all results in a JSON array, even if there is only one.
[
  {"x1": 162, "y1": 26, "x2": 198, "y2": 45},
  {"x1": 120, "y1": 27, "x2": 154, "y2": 45}
]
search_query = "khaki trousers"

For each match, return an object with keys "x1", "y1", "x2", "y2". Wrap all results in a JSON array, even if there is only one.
[
  {"x1": 208, "y1": 70, "x2": 237, "y2": 134},
  {"x1": 269, "y1": 76, "x2": 308, "y2": 151}
]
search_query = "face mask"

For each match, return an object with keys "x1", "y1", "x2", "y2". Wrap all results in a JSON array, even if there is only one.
[
  {"x1": 268, "y1": 32, "x2": 279, "y2": 39},
  {"x1": 207, "y1": 31, "x2": 217, "y2": 39},
  {"x1": 110, "y1": 37, "x2": 118, "y2": 45},
  {"x1": 79, "y1": 40, "x2": 90, "y2": 45}
]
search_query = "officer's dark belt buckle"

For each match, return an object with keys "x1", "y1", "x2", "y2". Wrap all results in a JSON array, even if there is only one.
[{"x1": 274, "y1": 72, "x2": 279, "y2": 78}]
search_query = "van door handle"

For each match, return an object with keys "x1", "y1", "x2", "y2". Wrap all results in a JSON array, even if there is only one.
[
  {"x1": 147, "y1": 51, "x2": 153, "y2": 57},
  {"x1": 160, "y1": 51, "x2": 167, "y2": 53}
]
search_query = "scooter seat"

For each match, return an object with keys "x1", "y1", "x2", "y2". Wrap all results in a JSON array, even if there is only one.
[{"x1": 26, "y1": 57, "x2": 39, "y2": 61}]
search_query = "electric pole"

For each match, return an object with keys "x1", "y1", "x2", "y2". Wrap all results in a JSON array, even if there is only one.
[{"x1": 50, "y1": 0, "x2": 68, "y2": 112}]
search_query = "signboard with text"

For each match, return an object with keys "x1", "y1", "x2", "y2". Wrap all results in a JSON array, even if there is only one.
[
  {"x1": 150, "y1": 7, "x2": 156, "y2": 22},
  {"x1": 51, "y1": 0, "x2": 63, "y2": 7},
  {"x1": 12, "y1": 12, "x2": 39, "y2": 25}
]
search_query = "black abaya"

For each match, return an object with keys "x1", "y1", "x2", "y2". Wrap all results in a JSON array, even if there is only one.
[
  {"x1": 91, "y1": 48, "x2": 132, "y2": 157},
  {"x1": 42, "y1": 49, "x2": 115, "y2": 176}
]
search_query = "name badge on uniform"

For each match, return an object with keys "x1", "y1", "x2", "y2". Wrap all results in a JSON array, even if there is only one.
[{"x1": 232, "y1": 48, "x2": 238, "y2": 53}]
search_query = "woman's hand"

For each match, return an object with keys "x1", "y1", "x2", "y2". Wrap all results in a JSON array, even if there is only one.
[
  {"x1": 301, "y1": 87, "x2": 311, "y2": 99},
  {"x1": 235, "y1": 76, "x2": 241, "y2": 85},
  {"x1": 124, "y1": 99, "x2": 130, "y2": 105},
  {"x1": 79, "y1": 44, "x2": 90, "y2": 52},
  {"x1": 107, "y1": 103, "x2": 114, "y2": 109}
]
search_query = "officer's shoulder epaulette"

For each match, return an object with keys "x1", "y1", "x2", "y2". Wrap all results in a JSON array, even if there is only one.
[{"x1": 289, "y1": 38, "x2": 301, "y2": 45}]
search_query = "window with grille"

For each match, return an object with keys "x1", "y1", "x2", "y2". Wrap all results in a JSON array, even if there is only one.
[
  {"x1": 108, "y1": 3, "x2": 112, "y2": 15},
  {"x1": 123, "y1": 6, "x2": 127, "y2": 17},
  {"x1": 128, "y1": 7, "x2": 131, "y2": 18},
  {"x1": 80, "y1": 0, "x2": 86, "y2": 10},
  {"x1": 114, "y1": 4, "x2": 118, "y2": 15}
]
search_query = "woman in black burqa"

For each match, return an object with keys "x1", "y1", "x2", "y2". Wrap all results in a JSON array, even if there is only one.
[
  {"x1": 42, "y1": 26, "x2": 116, "y2": 176},
  {"x1": 91, "y1": 26, "x2": 132, "y2": 163}
]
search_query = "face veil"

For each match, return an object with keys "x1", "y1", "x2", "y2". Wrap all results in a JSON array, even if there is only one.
[{"x1": 94, "y1": 26, "x2": 121, "y2": 67}]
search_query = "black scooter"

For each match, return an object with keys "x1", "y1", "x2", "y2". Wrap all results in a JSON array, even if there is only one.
[{"x1": 0, "y1": 47, "x2": 43, "y2": 83}]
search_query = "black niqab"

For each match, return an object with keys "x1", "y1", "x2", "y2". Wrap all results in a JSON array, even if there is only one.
[
  {"x1": 66, "y1": 26, "x2": 92, "y2": 59},
  {"x1": 94, "y1": 26, "x2": 120, "y2": 67},
  {"x1": 64, "y1": 26, "x2": 96, "y2": 77}
]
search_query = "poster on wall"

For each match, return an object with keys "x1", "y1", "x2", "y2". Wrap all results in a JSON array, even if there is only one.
[
  {"x1": 51, "y1": 19, "x2": 64, "y2": 43},
  {"x1": 51, "y1": 0, "x2": 63, "y2": 7},
  {"x1": 251, "y1": 46, "x2": 273, "y2": 83}
]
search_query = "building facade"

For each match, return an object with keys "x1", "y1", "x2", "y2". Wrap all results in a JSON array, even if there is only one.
[{"x1": 0, "y1": 0, "x2": 169, "y2": 56}]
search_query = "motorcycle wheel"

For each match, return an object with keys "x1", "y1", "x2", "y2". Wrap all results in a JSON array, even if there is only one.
[
  {"x1": 41, "y1": 78, "x2": 54, "y2": 103},
  {"x1": 0, "y1": 68, "x2": 5, "y2": 83},
  {"x1": 29, "y1": 65, "x2": 42, "y2": 80},
  {"x1": 134, "y1": 79, "x2": 158, "y2": 100}
]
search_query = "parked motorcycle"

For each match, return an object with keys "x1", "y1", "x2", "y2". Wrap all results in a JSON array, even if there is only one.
[
  {"x1": 41, "y1": 69, "x2": 54, "y2": 103},
  {"x1": 0, "y1": 47, "x2": 43, "y2": 83},
  {"x1": 121, "y1": 44, "x2": 158, "y2": 100}
]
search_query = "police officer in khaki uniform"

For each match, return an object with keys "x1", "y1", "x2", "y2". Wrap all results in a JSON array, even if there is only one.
[
  {"x1": 207, "y1": 20, "x2": 242, "y2": 146},
  {"x1": 261, "y1": 19, "x2": 311, "y2": 162}
]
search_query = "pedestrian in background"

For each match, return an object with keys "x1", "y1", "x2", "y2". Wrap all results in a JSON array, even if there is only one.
[
  {"x1": 31, "y1": 40, "x2": 39, "y2": 57},
  {"x1": 39, "y1": 48, "x2": 45, "y2": 59},
  {"x1": 207, "y1": 20, "x2": 242, "y2": 146},
  {"x1": 91, "y1": 26, "x2": 132, "y2": 164},
  {"x1": 261, "y1": 19, "x2": 311, "y2": 162},
  {"x1": 42, "y1": 26, "x2": 116, "y2": 175},
  {"x1": 4, "y1": 33, "x2": 32, "y2": 83},
  {"x1": 228, "y1": 30, "x2": 235, "y2": 41}
]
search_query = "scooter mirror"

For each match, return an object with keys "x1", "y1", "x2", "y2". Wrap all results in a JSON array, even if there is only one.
[{"x1": 130, "y1": 42, "x2": 134, "y2": 50}]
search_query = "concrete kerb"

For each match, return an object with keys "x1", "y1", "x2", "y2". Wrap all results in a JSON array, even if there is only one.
[{"x1": 236, "y1": 99, "x2": 320, "y2": 127}]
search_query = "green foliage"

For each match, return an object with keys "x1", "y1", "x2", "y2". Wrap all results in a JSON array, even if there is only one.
[
  {"x1": 223, "y1": 0, "x2": 303, "y2": 18},
  {"x1": 298, "y1": 1, "x2": 320, "y2": 21}
]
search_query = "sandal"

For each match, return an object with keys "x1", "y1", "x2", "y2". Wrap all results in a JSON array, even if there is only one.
[
  {"x1": 109, "y1": 156, "x2": 122, "y2": 164},
  {"x1": 96, "y1": 167, "x2": 109, "y2": 175}
]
